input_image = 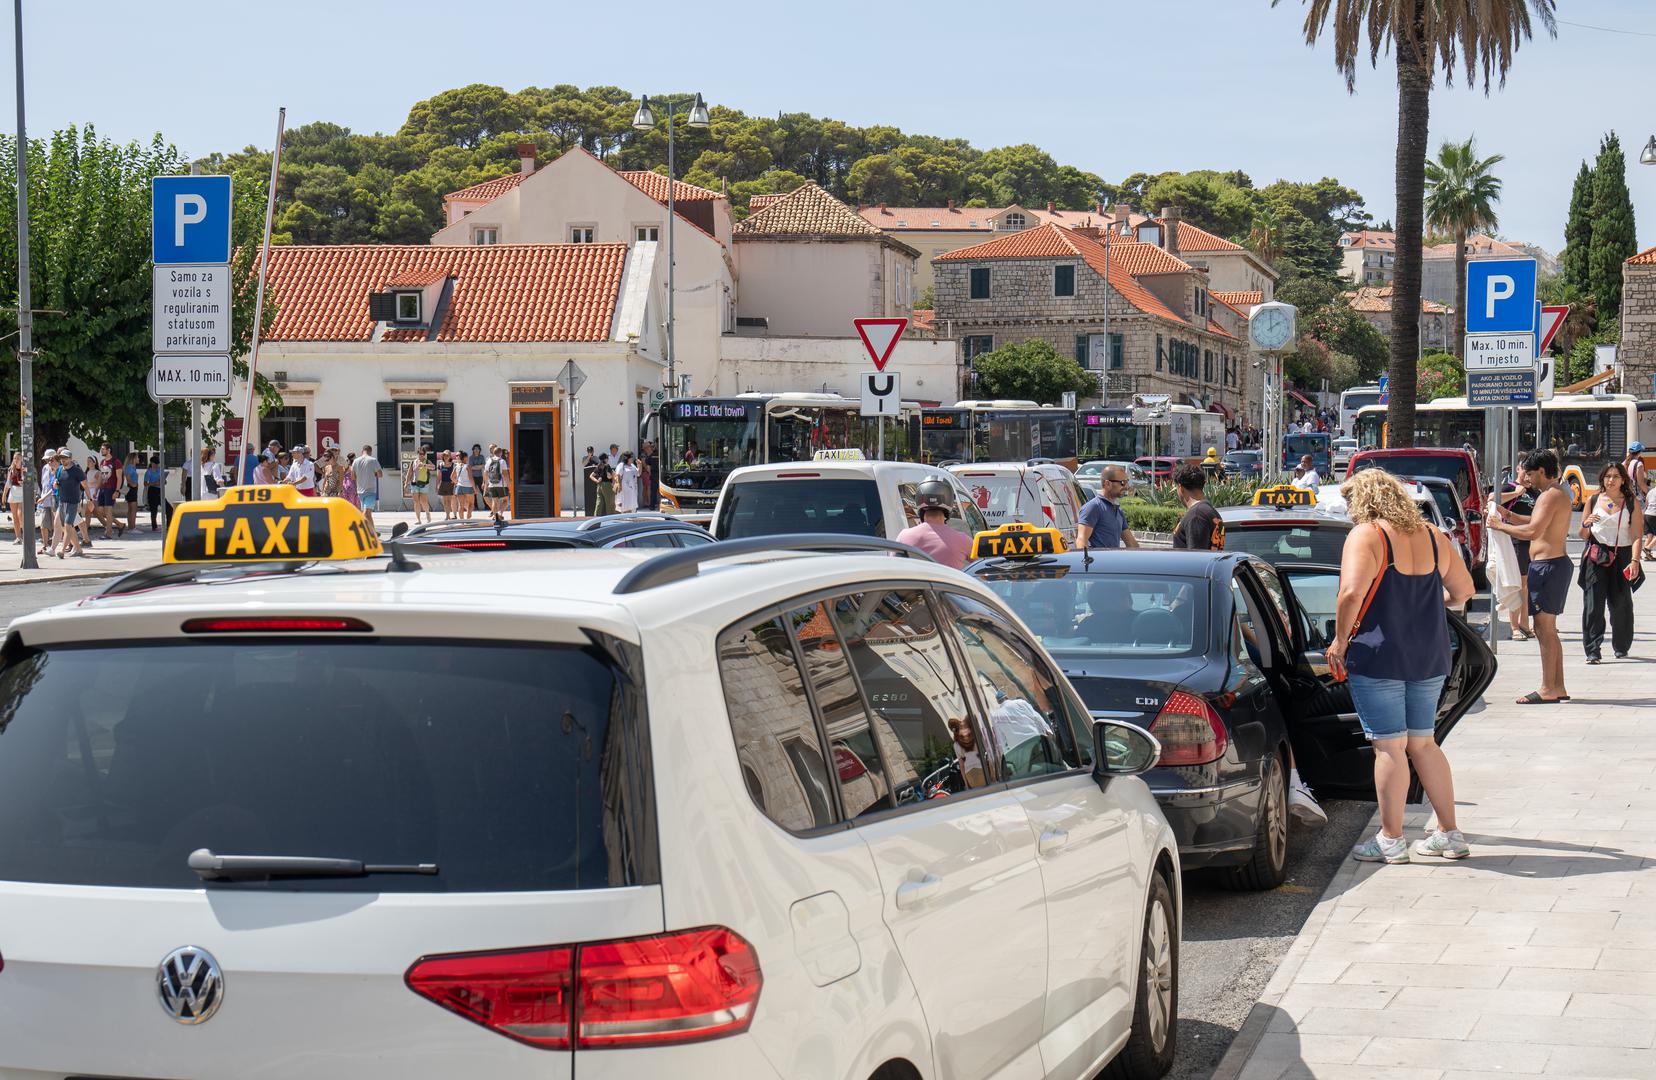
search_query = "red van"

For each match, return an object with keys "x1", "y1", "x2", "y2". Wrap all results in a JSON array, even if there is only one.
[{"x1": 1346, "y1": 448, "x2": 1486, "y2": 582}]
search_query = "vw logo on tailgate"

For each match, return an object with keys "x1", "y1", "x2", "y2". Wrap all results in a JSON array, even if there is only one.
[{"x1": 156, "y1": 945, "x2": 225, "y2": 1024}]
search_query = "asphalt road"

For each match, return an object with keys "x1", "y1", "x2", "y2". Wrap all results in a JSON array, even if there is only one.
[{"x1": 0, "y1": 577, "x2": 115, "y2": 625}]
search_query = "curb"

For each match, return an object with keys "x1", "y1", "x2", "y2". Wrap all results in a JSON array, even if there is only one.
[
  {"x1": 0, "y1": 568, "x2": 125, "y2": 587},
  {"x1": 1209, "y1": 813, "x2": 1375, "y2": 1080}
]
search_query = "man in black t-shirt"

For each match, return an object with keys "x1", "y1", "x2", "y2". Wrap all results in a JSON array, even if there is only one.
[{"x1": 1170, "y1": 464, "x2": 1224, "y2": 551}]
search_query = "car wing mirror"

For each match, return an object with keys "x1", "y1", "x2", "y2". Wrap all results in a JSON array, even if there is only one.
[
  {"x1": 1091, "y1": 719, "x2": 1161, "y2": 789},
  {"x1": 390, "y1": 522, "x2": 409, "y2": 539}
]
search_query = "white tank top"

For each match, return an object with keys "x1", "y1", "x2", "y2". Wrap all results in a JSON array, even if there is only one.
[{"x1": 1589, "y1": 499, "x2": 1632, "y2": 545}]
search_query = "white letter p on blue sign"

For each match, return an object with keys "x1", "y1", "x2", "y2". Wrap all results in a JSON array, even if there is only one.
[
  {"x1": 1485, "y1": 275, "x2": 1514, "y2": 319},
  {"x1": 174, "y1": 195, "x2": 207, "y2": 247}
]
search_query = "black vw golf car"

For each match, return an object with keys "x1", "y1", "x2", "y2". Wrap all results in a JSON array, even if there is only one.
[{"x1": 970, "y1": 546, "x2": 1495, "y2": 890}]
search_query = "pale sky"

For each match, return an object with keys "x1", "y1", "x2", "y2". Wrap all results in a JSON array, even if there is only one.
[{"x1": 5, "y1": 0, "x2": 1653, "y2": 254}]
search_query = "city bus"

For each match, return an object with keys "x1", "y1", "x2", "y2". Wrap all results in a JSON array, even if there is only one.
[
  {"x1": 919, "y1": 400, "x2": 1079, "y2": 469},
  {"x1": 656, "y1": 392, "x2": 920, "y2": 511},
  {"x1": 1077, "y1": 408, "x2": 1141, "y2": 464},
  {"x1": 1353, "y1": 393, "x2": 1656, "y2": 507},
  {"x1": 1339, "y1": 384, "x2": 1384, "y2": 435}
]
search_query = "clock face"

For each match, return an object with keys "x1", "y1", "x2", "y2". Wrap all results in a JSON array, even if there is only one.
[{"x1": 1250, "y1": 307, "x2": 1293, "y2": 351}]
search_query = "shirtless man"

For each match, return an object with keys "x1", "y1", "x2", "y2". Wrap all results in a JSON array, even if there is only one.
[{"x1": 1488, "y1": 448, "x2": 1572, "y2": 704}]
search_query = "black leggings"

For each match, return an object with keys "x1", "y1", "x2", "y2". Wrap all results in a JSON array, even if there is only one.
[
  {"x1": 1580, "y1": 545, "x2": 1636, "y2": 659},
  {"x1": 146, "y1": 488, "x2": 162, "y2": 530}
]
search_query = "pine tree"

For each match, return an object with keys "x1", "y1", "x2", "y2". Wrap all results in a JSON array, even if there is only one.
[
  {"x1": 1560, "y1": 160, "x2": 1594, "y2": 294},
  {"x1": 1589, "y1": 133, "x2": 1639, "y2": 325}
]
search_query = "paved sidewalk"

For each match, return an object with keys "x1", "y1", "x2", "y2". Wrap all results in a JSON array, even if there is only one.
[{"x1": 1217, "y1": 579, "x2": 1656, "y2": 1079}]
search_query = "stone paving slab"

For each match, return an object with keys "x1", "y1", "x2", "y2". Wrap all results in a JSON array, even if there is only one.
[{"x1": 1216, "y1": 577, "x2": 1656, "y2": 1079}]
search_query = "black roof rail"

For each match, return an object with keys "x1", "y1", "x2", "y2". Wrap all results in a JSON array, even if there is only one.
[
  {"x1": 97, "y1": 560, "x2": 311, "y2": 598},
  {"x1": 577, "y1": 512, "x2": 674, "y2": 532},
  {"x1": 613, "y1": 534, "x2": 934, "y2": 595}
]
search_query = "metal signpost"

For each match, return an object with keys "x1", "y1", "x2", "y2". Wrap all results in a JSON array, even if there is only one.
[
  {"x1": 554, "y1": 360, "x2": 586, "y2": 514},
  {"x1": 152, "y1": 175, "x2": 234, "y2": 500}
]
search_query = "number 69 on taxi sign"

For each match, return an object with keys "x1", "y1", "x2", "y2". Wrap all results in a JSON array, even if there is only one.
[{"x1": 164, "y1": 485, "x2": 384, "y2": 564}]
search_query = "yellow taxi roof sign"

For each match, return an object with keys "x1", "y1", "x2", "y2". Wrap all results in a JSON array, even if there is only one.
[
  {"x1": 164, "y1": 485, "x2": 384, "y2": 564},
  {"x1": 812, "y1": 448, "x2": 866, "y2": 461},
  {"x1": 970, "y1": 521, "x2": 1066, "y2": 561},
  {"x1": 1253, "y1": 484, "x2": 1317, "y2": 508}
]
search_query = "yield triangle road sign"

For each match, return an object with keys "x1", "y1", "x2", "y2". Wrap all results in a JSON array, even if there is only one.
[
  {"x1": 854, "y1": 318, "x2": 907, "y2": 372},
  {"x1": 1538, "y1": 305, "x2": 1569, "y2": 354}
]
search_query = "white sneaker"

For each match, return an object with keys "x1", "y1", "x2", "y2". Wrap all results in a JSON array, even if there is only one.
[
  {"x1": 1414, "y1": 829, "x2": 1470, "y2": 860},
  {"x1": 1352, "y1": 831, "x2": 1410, "y2": 863},
  {"x1": 1288, "y1": 778, "x2": 1328, "y2": 828}
]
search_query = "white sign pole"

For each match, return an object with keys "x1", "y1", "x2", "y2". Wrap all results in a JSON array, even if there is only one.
[{"x1": 236, "y1": 106, "x2": 286, "y2": 487}]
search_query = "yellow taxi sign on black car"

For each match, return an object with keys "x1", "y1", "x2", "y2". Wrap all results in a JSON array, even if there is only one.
[
  {"x1": 1252, "y1": 484, "x2": 1317, "y2": 509},
  {"x1": 970, "y1": 521, "x2": 1066, "y2": 560},
  {"x1": 164, "y1": 485, "x2": 384, "y2": 564}
]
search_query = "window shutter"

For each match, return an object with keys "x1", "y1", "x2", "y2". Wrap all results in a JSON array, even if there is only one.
[
  {"x1": 376, "y1": 402, "x2": 396, "y2": 469},
  {"x1": 433, "y1": 401, "x2": 455, "y2": 454},
  {"x1": 1110, "y1": 333, "x2": 1124, "y2": 370},
  {"x1": 368, "y1": 292, "x2": 397, "y2": 322}
]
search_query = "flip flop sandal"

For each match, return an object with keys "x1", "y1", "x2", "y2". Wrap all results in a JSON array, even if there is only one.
[
  {"x1": 1516, "y1": 691, "x2": 1563, "y2": 705},
  {"x1": 1513, "y1": 628, "x2": 1534, "y2": 640}
]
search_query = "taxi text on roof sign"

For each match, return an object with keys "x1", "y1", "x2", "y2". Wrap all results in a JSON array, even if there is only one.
[
  {"x1": 1253, "y1": 484, "x2": 1317, "y2": 508},
  {"x1": 971, "y1": 522, "x2": 1066, "y2": 561},
  {"x1": 164, "y1": 485, "x2": 384, "y2": 564},
  {"x1": 813, "y1": 448, "x2": 867, "y2": 461}
]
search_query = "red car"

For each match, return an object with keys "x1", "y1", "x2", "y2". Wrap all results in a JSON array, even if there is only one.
[
  {"x1": 1345, "y1": 447, "x2": 1486, "y2": 582},
  {"x1": 1134, "y1": 455, "x2": 1182, "y2": 483}
]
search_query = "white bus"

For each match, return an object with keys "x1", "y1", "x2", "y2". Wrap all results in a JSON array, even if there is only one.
[{"x1": 1338, "y1": 384, "x2": 1384, "y2": 435}]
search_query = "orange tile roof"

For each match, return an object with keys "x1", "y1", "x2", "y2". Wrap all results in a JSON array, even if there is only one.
[
  {"x1": 746, "y1": 193, "x2": 787, "y2": 213},
  {"x1": 1345, "y1": 285, "x2": 1448, "y2": 316},
  {"x1": 1213, "y1": 289, "x2": 1264, "y2": 308},
  {"x1": 736, "y1": 183, "x2": 890, "y2": 238},
  {"x1": 445, "y1": 173, "x2": 528, "y2": 203},
  {"x1": 909, "y1": 308, "x2": 936, "y2": 334},
  {"x1": 936, "y1": 223, "x2": 1193, "y2": 329},
  {"x1": 1206, "y1": 318, "x2": 1236, "y2": 339},
  {"x1": 1341, "y1": 229, "x2": 1396, "y2": 249},
  {"x1": 617, "y1": 170, "x2": 723, "y2": 204},
  {"x1": 858, "y1": 204, "x2": 1005, "y2": 231},
  {"x1": 1161, "y1": 219, "x2": 1244, "y2": 253},
  {"x1": 263, "y1": 244, "x2": 626, "y2": 343},
  {"x1": 1625, "y1": 245, "x2": 1656, "y2": 266},
  {"x1": 382, "y1": 267, "x2": 451, "y2": 288},
  {"x1": 1095, "y1": 234, "x2": 1197, "y2": 275}
]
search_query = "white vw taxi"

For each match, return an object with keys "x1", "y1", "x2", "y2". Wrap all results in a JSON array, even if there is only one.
[{"x1": 0, "y1": 486, "x2": 1181, "y2": 1080}]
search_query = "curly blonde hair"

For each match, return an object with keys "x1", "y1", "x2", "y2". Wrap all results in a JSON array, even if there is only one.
[{"x1": 1340, "y1": 468, "x2": 1424, "y2": 533}]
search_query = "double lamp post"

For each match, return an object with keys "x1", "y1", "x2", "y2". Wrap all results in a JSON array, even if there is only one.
[{"x1": 631, "y1": 92, "x2": 709, "y2": 399}]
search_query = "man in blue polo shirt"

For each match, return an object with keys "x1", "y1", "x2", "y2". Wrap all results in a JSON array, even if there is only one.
[{"x1": 1076, "y1": 464, "x2": 1140, "y2": 550}]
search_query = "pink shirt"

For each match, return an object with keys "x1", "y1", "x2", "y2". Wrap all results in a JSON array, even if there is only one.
[{"x1": 896, "y1": 521, "x2": 974, "y2": 571}]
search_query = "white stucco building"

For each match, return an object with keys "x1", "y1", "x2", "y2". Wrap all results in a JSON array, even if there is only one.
[{"x1": 233, "y1": 240, "x2": 665, "y2": 514}]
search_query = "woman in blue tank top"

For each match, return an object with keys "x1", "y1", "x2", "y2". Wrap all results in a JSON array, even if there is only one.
[{"x1": 1326, "y1": 469, "x2": 1476, "y2": 865}]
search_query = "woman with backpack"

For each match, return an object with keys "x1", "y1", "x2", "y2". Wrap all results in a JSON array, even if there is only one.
[
  {"x1": 482, "y1": 444, "x2": 510, "y2": 518},
  {"x1": 407, "y1": 447, "x2": 434, "y2": 524}
]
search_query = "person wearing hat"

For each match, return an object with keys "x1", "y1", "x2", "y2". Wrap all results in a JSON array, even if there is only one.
[
  {"x1": 35, "y1": 448, "x2": 57, "y2": 553},
  {"x1": 285, "y1": 444, "x2": 317, "y2": 497},
  {"x1": 51, "y1": 449, "x2": 86, "y2": 558},
  {"x1": 1202, "y1": 446, "x2": 1223, "y2": 480}
]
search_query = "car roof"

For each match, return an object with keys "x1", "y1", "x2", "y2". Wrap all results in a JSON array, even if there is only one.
[
  {"x1": 969, "y1": 548, "x2": 1246, "y2": 578},
  {"x1": 725, "y1": 460, "x2": 949, "y2": 481},
  {"x1": 1219, "y1": 505, "x2": 1354, "y2": 528},
  {"x1": 403, "y1": 514, "x2": 701, "y2": 544}
]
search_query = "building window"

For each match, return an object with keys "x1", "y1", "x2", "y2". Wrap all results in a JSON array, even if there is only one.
[
  {"x1": 1110, "y1": 333, "x2": 1124, "y2": 370},
  {"x1": 1054, "y1": 264, "x2": 1075, "y2": 297},
  {"x1": 1194, "y1": 289, "x2": 1207, "y2": 317},
  {"x1": 1156, "y1": 334, "x2": 1164, "y2": 371},
  {"x1": 1205, "y1": 349, "x2": 1213, "y2": 382},
  {"x1": 398, "y1": 402, "x2": 436, "y2": 470},
  {"x1": 570, "y1": 226, "x2": 596, "y2": 243},
  {"x1": 635, "y1": 225, "x2": 660, "y2": 242},
  {"x1": 1075, "y1": 334, "x2": 1089, "y2": 365},
  {"x1": 394, "y1": 292, "x2": 422, "y2": 324},
  {"x1": 964, "y1": 335, "x2": 994, "y2": 362},
  {"x1": 969, "y1": 267, "x2": 991, "y2": 300},
  {"x1": 471, "y1": 226, "x2": 499, "y2": 245},
  {"x1": 1003, "y1": 212, "x2": 1026, "y2": 230}
]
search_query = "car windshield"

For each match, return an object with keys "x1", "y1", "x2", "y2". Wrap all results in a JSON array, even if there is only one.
[
  {"x1": 954, "y1": 472, "x2": 1040, "y2": 525},
  {"x1": 1224, "y1": 520, "x2": 1351, "y2": 565},
  {"x1": 981, "y1": 574, "x2": 1205, "y2": 659},
  {"x1": 1353, "y1": 455, "x2": 1471, "y2": 500},
  {"x1": 717, "y1": 477, "x2": 883, "y2": 538},
  {"x1": 0, "y1": 640, "x2": 648, "y2": 892}
]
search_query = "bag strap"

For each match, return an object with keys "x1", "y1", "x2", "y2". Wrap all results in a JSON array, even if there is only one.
[{"x1": 1350, "y1": 525, "x2": 1391, "y2": 637}]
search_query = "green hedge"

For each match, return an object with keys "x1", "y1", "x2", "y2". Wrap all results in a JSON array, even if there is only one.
[{"x1": 1120, "y1": 499, "x2": 1182, "y2": 533}]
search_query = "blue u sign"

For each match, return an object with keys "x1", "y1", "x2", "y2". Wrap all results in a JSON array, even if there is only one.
[
  {"x1": 1464, "y1": 258, "x2": 1536, "y2": 334},
  {"x1": 152, "y1": 175, "x2": 233, "y2": 265}
]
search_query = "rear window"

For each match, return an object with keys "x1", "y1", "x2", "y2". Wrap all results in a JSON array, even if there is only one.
[
  {"x1": 956, "y1": 473, "x2": 1037, "y2": 525},
  {"x1": 1225, "y1": 521, "x2": 1350, "y2": 565},
  {"x1": 980, "y1": 574, "x2": 1206, "y2": 659},
  {"x1": 0, "y1": 639, "x2": 654, "y2": 892},
  {"x1": 718, "y1": 478, "x2": 882, "y2": 538},
  {"x1": 1353, "y1": 455, "x2": 1471, "y2": 500}
]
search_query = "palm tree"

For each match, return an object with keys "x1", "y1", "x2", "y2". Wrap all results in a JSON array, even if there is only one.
[
  {"x1": 1247, "y1": 205, "x2": 1286, "y2": 266},
  {"x1": 1425, "y1": 137, "x2": 1504, "y2": 361},
  {"x1": 1277, "y1": 0, "x2": 1555, "y2": 446}
]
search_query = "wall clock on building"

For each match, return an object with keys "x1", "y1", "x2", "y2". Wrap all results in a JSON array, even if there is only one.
[{"x1": 1248, "y1": 301, "x2": 1297, "y2": 352}]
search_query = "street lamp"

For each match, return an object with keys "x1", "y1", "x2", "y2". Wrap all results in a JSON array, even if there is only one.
[
  {"x1": 631, "y1": 92, "x2": 710, "y2": 396},
  {"x1": 1640, "y1": 136, "x2": 1656, "y2": 166}
]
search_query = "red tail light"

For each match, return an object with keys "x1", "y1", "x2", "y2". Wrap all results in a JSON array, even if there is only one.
[
  {"x1": 1150, "y1": 691, "x2": 1228, "y2": 765},
  {"x1": 182, "y1": 616, "x2": 373, "y2": 633},
  {"x1": 437, "y1": 540, "x2": 510, "y2": 549},
  {"x1": 406, "y1": 927, "x2": 761, "y2": 1051}
]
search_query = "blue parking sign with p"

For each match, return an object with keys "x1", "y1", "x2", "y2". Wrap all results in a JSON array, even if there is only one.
[
  {"x1": 1465, "y1": 258, "x2": 1536, "y2": 333},
  {"x1": 152, "y1": 175, "x2": 232, "y2": 264}
]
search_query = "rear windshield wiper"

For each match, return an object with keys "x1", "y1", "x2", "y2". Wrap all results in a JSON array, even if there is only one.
[{"x1": 188, "y1": 847, "x2": 438, "y2": 882}]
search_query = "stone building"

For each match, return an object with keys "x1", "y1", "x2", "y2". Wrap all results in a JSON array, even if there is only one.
[
  {"x1": 1344, "y1": 285, "x2": 1452, "y2": 352},
  {"x1": 932, "y1": 220, "x2": 1256, "y2": 423},
  {"x1": 1621, "y1": 246, "x2": 1656, "y2": 395}
]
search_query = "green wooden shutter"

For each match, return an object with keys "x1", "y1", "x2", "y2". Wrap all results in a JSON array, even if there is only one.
[
  {"x1": 376, "y1": 402, "x2": 396, "y2": 469},
  {"x1": 433, "y1": 402, "x2": 455, "y2": 455}
]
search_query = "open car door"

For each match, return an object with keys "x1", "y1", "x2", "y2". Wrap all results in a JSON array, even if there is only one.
[{"x1": 1271, "y1": 564, "x2": 1496, "y2": 802}]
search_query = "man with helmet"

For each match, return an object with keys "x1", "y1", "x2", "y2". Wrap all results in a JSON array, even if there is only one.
[{"x1": 896, "y1": 477, "x2": 973, "y2": 570}]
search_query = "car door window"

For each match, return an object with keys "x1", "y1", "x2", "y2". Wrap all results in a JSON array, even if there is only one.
[
  {"x1": 897, "y1": 482, "x2": 922, "y2": 529},
  {"x1": 942, "y1": 592, "x2": 1084, "y2": 777},
  {"x1": 786, "y1": 601, "x2": 895, "y2": 819},
  {"x1": 717, "y1": 615, "x2": 837, "y2": 831},
  {"x1": 827, "y1": 589, "x2": 984, "y2": 800},
  {"x1": 1229, "y1": 578, "x2": 1273, "y2": 669},
  {"x1": 671, "y1": 530, "x2": 714, "y2": 547},
  {"x1": 1251, "y1": 563, "x2": 1295, "y2": 644},
  {"x1": 609, "y1": 532, "x2": 678, "y2": 549},
  {"x1": 1282, "y1": 571, "x2": 1341, "y2": 651}
]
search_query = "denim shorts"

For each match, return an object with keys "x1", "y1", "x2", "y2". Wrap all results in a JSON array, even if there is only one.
[{"x1": 1347, "y1": 673, "x2": 1446, "y2": 741}]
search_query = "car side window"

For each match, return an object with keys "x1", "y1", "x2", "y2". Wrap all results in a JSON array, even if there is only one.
[
  {"x1": 671, "y1": 530, "x2": 714, "y2": 547},
  {"x1": 948, "y1": 481, "x2": 988, "y2": 537},
  {"x1": 610, "y1": 532, "x2": 678, "y2": 549},
  {"x1": 828, "y1": 589, "x2": 985, "y2": 800},
  {"x1": 1250, "y1": 563, "x2": 1295, "y2": 645},
  {"x1": 717, "y1": 616, "x2": 837, "y2": 831},
  {"x1": 943, "y1": 592, "x2": 1084, "y2": 776},
  {"x1": 898, "y1": 483, "x2": 922, "y2": 529},
  {"x1": 785, "y1": 601, "x2": 896, "y2": 819},
  {"x1": 1229, "y1": 578, "x2": 1273, "y2": 669}
]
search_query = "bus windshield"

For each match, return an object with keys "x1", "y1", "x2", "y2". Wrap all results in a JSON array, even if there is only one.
[
  {"x1": 921, "y1": 410, "x2": 970, "y2": 464},
  {"x1": 1079, "y1": 412, "x2": 1139, "y2": 461},
  {"x1": 661, "y1": 401, "x2": 762, "y2": 483},
  {"x1": 974, "y1": 410, "x2": 1077, "y2": 461}
]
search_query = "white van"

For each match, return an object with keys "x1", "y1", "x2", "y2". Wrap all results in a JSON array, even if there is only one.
[
  {"x1": 713, "y1": 458, "x2": 989, "y2": 543},
  {"x1": 947, "y1": 462, "x2": 1085, "y2": 548}
]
